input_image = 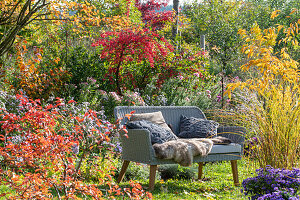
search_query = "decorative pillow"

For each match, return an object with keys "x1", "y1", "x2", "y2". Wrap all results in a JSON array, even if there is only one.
[
  {"x1": 178, "y1": 115, "x2": 219, "y2": 138},
  {"x1": 126, "y1": 120, "x2": 178, "y2": 144},
  {"x1": 167, "y1": 124, "x2": 174, "y2": 133},
  {"x1": 129, "y1": 111, "x2": 173, "y2": 133}
]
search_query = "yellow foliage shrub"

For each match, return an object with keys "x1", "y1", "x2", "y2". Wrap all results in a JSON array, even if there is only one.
[{"x1": 226, "y1": 10, "x2": 300, "y2": 169}]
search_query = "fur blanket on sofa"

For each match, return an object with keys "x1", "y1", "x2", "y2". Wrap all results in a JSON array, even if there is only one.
[{"x1": 152, "y1": 136, "x2": 232, "y2": 166}]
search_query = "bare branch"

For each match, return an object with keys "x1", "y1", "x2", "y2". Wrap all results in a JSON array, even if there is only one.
[
  {"x1": 31, "y1": 0, "x2": 44, "y2": 12},
  {"x1": 17, "y1": 0, "x2": 31, "y2": 24},
  {"x1": 26, "y1": 16, "x2": 68, "y2": 26}
]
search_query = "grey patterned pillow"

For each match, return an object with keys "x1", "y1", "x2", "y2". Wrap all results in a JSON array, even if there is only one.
[
  {"x1": 126, "y1": 120, "x2": 178, "y2": 144},
  {"x1": 179, "y1": 115, "x2": 219, "y2": 138}
]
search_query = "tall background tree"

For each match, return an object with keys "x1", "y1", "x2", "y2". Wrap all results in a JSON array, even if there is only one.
[
  {"x1": 172, "y1": 0, "x2": 179, "y2": 39},
  {"x1": 183, "y1": 0, "x2": 252, "y2": 107},
  {"x1": 0, "y1": 0, "x2": 50, "y2": 59},
  {"x1": 182, "y1": 0, "x2": 300, "y2": 107}
]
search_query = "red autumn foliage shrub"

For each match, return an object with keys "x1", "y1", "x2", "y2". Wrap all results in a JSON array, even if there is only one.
[
  {"x1": 135, "y1": 0, "x2": 174, "y2": 30},
  {"x1": 0, "y1": 93, "x2": 152, "y2": 199},
  {"x1": 92, "y1": 28, "x2": 174, "y2": 94}
]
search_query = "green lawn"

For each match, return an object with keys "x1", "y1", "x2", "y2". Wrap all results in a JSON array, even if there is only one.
[
  {"x1": 0, "y1": 159, "x2": 257, "y2": 199},
  {"x1": 117, "y1": 159, "x2": 257, "y2": 199}
]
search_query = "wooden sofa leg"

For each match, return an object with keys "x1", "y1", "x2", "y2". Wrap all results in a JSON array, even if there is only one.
[
  {"x1": 198, "y1": 162, "x2": 203, "y2": 180},
  {"x1": 149, "y1": 165, "x2": 157, "y2": 191},
  {"x1": 230, "y1": 160, "x2": 239, "y2": 186},
  {"x1": 117, "y1": 160, "x2": 130, "y2": 183}
]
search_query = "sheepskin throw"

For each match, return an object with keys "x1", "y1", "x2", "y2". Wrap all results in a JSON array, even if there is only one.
[{"x1": 153, "y1": 136, "x2": 232, "y2": 166}]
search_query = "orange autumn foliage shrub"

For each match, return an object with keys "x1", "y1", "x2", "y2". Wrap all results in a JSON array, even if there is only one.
[
  {"x1": 0, "y1": 94, "x2": 152, "y2": 199},
  {"x1": 11, "y1": 40, "x2": 70, "y2": 100}
]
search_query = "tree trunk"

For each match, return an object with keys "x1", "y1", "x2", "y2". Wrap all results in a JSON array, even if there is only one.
[
  {"x1": 115, "y1": 51, "x2": 124, "y2": 96},
  {"x1": 172, "y1": 0, "x2": 179, "y2": 40}
]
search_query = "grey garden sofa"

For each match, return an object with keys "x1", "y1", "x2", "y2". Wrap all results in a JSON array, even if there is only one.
[{"x1": 114, "y1": 106, "x2": 245, "y2": 190}]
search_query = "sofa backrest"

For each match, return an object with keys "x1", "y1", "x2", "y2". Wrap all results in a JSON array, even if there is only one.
[{"x1": 114, "y1": 106, "x2": 206, "y2": 135}]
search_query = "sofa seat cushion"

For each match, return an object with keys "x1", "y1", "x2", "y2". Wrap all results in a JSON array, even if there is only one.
[{"x1": 209, "y1": 143, "x2": 242, "y2": 154}]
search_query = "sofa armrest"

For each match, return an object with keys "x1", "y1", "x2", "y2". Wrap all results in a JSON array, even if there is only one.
[
  {"x1": 119, "y1": 129, "x2": 155, "y2": 164},
  {"x1": 217, "y1": 126, "x2": 246, "y2": 145}
]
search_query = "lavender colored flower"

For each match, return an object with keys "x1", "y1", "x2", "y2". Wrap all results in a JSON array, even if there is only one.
[
  {"x1": 87, "y1": 77, "x2": 97, "y2": 84},
  {"x1": 252, "y1": 137, "x2": 259, "y2": 143},
  {"x1": 193, "y1": 72, "x2": 200, "y2": 77},
  {"x1": 71, "y1": 143, "x2": 79, "y2": 154},
  {"x1": 206, "y1": 90, "x2": 211, "y2": 94},
  {"x1": 114, "y1": 142, "x2": 122, "y2": 153},
  {"x1": 109, "y1": 92, "x2": 121, "y2": 102},
  {"x1": 234, "y1": 76, "x2": 241, "y2": 82},
  {"x1": 8, "y1": 135, "x2": 23, "y2": 144},
  {"x1": 242, "y1": 166, "x2": 300, "y2": 200}
]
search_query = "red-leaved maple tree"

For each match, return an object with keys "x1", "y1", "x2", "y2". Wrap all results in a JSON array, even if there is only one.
[
  {"x1": 135, "y1": 0, "x2": 174, "y2": 30},
  {"x1": 92, "y1": 28, "x2": 174, "y2": 94}
]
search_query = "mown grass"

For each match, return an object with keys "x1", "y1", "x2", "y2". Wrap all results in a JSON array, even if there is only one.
[
  {"x1": 118, "y1": 159, "x2": 258, "y2": 199},
  {"x1": 0, "y1": 159, "x2": 257, "y2": 199}
]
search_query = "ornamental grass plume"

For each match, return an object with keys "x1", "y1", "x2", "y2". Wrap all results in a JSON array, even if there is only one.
[
  {"x1": 226, "y1": 11, "x2": 300, "y2": 169},
  {"x1": 245, "y1": 86, "x2": 300, "y2": 169}
]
